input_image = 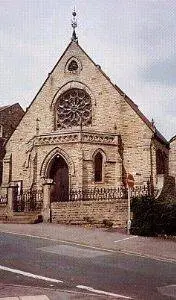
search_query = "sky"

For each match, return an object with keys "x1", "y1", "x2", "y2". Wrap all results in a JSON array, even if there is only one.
[{"x1": 0, "y1": 0, "x2": 175, "y2": 140}]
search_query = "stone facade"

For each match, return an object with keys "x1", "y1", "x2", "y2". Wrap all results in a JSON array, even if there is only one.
[{"x1": 0, "y1": 40, "x2": 172, "y2": 225}]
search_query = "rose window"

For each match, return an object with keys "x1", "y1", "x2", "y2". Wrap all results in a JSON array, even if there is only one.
[{"x1": 55, "y1": 88, "x2": 92, "y2": 129}]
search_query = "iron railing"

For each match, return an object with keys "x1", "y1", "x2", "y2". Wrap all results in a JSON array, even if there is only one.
[
  {"x1": 70, "y1": 186, "x2": 149, "y2": 202},
  {"x1": 13, "y1": 190, "x2": 43, "y2": 212},
  {"x1": 11, "y1": 185, "x2": 150, "y2": 210},
  {"x1": 130, "y1": 185, "x2": 149, "y2": 197}
]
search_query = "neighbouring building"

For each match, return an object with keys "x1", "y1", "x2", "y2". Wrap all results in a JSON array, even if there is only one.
[
  {"x1": 0, "y1": 15, "x2": 174, "y2": 226},
  {"x1": 0, "y1": 104, "x2": 24, "y2": 186}
]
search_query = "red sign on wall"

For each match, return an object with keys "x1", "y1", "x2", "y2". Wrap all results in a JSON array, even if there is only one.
[{"x1": 127, "y1": 173, "x2": 135, "y2": 188}]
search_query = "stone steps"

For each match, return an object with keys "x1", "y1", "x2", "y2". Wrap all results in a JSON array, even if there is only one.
[{"x1": 0, "y1": 213, "x2": 43, "y2": 224}]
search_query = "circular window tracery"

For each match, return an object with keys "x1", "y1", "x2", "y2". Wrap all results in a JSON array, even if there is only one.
[{"x1": 55, "y1": 88, "x2": 92, "y2": 129}]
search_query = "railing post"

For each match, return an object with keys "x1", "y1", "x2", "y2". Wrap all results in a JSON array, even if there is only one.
[{"x1": 7, "y1": 182, "x2": 18, "y2": 214}]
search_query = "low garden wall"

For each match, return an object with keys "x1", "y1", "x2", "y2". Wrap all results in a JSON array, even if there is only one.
[{"x1": 51, "y1": 199, "x2": 128, "y2": 227}]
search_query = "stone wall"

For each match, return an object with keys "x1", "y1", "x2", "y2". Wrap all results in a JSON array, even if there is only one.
[
  {"x1": 0, "y1": 205, "x2": 9, "y2": 221},
  {"x1": 51, "y1": 199, "x2": 128, "y2": 228},
  {"x1": 158, "y1": 175, "x2": 176, "y2": 203},
  {"x1": 169, "y1": 137, "x2": 176, "y2": 179},
  {"x1": 121, "y1": 99, "x2": 153, "y2": 185}
]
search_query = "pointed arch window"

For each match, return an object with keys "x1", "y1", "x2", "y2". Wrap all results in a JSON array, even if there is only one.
[{"x1": 94, "y1": 152, "x2": 103, "y2": 182}]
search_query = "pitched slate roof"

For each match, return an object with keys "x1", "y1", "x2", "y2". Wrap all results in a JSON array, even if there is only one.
[{"x1": 0, "y1": 105, "x2": 11, "y2": 112}]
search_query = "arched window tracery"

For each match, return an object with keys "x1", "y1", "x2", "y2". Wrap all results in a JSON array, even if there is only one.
[
  {"x1": 55, "y1": 88, "x2": 92, "y2": 129},
  {"x1": 68, "y1": 60, "x2": 78, "y2": 71}
]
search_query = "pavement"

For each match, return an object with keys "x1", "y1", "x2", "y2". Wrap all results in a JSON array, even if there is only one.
[
  {"x1": 0, "y1": 223, "x2": 175, "y2": 262},
  {"x1": 0, "y1": 223, "x2": 175, "y2": 299}
]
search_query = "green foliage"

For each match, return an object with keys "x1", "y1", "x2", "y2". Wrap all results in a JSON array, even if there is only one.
[{"x1": 130, "y1": 196, "x2": 176, "y2": 236}]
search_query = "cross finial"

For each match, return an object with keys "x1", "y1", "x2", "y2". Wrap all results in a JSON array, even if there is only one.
[{"x1": 71, "y1": 7, "x2": 78, "y2": 42}]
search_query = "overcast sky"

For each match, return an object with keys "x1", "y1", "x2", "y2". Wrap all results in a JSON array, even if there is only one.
[{"x1": 0, "y1": 0, "x2": 175, "y2": 140}]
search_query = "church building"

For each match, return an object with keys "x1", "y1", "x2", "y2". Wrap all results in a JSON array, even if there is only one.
[{"x1": 0, "y1": 12, "x2": 171, "y2": 225}]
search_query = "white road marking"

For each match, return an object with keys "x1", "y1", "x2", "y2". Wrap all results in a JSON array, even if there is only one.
[
  {"x1": 77, "y1": 285, "x2": 132, "y2": 299},
  {"x1": 0, "y1": 265, "x2": 63, "y2": 284},
  {"x1": 0, "y1": 230, "x2": 115, "y2": 253},
  {"x1": 114, "y1": 236, "x2": 138, "y2": 243}
]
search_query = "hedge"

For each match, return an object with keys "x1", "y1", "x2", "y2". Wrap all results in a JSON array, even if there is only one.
[{"x1": 130, "y1": 196, "x2": 176, "y2": 236}]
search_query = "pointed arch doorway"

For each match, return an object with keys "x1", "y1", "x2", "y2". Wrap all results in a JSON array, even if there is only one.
[{"x1": 48, "y1": 155, "x2": 69, "y2": 202}]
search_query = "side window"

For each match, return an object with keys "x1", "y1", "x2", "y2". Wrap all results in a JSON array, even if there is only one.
[
  {"x1": 94, "y1": 152, "x2": 103, "y2": 182},
  {"x1": 156, "y1": 149, "x2": 165, "y2": 174}
]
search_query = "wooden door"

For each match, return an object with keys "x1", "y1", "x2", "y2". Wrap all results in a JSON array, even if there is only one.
[{"x1": 49, "y1": 156, "x2": 69, "y2": 202}]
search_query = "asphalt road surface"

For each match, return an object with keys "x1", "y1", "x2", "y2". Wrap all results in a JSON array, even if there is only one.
[{"x1": 0, "y1": 231, "x2": 175, "y2": 299}]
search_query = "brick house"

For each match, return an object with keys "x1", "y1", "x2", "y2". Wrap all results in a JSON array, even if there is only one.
[
  {"x1": 0, "y1": 29, "x2": 172, "y2": 225},
  {"x1": 0, "y1": 104, "x2": 24, "y2": 185}
]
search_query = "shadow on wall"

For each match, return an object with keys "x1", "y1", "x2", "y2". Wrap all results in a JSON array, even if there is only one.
[{"x1": 157, "y1": 175, "x2": 176, "y2": 203}]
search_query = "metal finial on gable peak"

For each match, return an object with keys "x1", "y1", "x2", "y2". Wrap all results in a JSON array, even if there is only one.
[{"x1": 71, "y1": 7, "x2": 78, "y2": 43}]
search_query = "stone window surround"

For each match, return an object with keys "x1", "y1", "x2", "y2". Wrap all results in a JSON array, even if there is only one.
[
  {"x1": 51, "y1": 80, "x2": 96, "y2": 109},
  {"x1": 65, "y1": 56, "x2": 82, "y2": 74},
  {"x1": 40, "y1": 146, "x2": 75, "y2": 180}
]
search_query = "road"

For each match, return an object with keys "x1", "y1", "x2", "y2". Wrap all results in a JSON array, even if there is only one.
[{"x1": 0, "y1": 231, "x2": 175, "y2": 299}]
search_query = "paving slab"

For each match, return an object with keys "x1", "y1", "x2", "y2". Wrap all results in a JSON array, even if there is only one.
[{"x1": 0, "y1": 284, "x2": 121, "y2": 300}]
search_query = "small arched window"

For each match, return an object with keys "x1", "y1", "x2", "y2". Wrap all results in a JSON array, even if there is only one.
[
  {"x1": 68, "y1": 60, "x2": 78, "y2": 71},
  {"x1": 94, "y1": 152, "x2": 103, "y2": 182},
  {"x1": 65, "y1": 57, "x2": 82, "y2": 74}
]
